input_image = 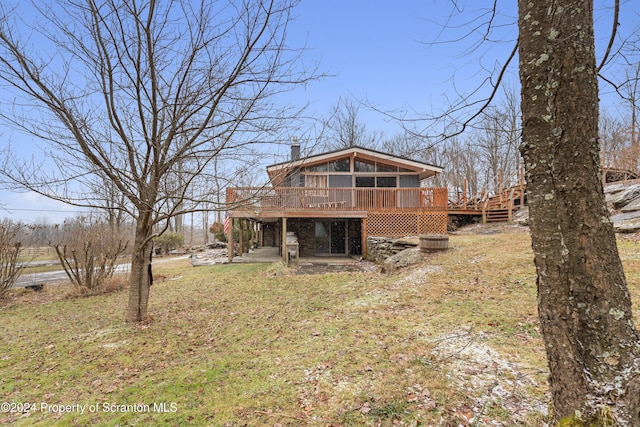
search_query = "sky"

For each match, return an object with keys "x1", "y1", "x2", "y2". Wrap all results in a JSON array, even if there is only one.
[
  {"x1": 282, "y1": 1, "x2": 519, "y2": 145},
  {"x1": 0, "y1": 0, "x2": 638, "y2": 224}
]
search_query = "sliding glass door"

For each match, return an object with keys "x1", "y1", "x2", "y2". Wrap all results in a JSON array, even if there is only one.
[{"x1": 315, "y1": 220, "x2": 346, "y2": 255}]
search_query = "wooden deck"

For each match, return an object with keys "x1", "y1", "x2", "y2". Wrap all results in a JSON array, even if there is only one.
[
  {"x1": 448, "y1": 184, "x2": 527, "y2": 223},
  {"x1": 227, "y1": 185, "x2": 526, "y2": 225},
  {"x1": 226, "y1": 187, "x2": 449, "y2": 218},
  {"x1": 447, "y1": 166, "x2": 634, "y2": 221}
]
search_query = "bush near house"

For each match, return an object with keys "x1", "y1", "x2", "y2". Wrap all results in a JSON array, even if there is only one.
[
  {"x1": 209, "y1": 222, "x2": 227, "y2": 242},
  {"x1": 153, "y1": 232, "x2": 184, "y2": 254}
]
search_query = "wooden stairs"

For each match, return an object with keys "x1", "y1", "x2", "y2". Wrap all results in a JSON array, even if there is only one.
[
  {"x1": 484, "y1": 208, "x2": 511, "y2": 223},
  {"x1": 481, "y1": 185, "x2": 526, "y2": 223},
  {"x1": 447, "y1": 175, "x2": 527, "y2": 223}
]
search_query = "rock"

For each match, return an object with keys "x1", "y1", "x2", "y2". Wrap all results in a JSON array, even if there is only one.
[
  {"x1": 606, "y1": 182, "x2": 640, "y2": 209},
  {"x1": 612, "y1": 211, "x2": 640, "y2": 233},
  {"x1": 207, "y1": 242, "x2": 227, "y2": 249},
  {"x1": 366, "y1": 236, "x2": 417, "y2": 264},
  {"x1": 604, "y1": 179, "x2": 640, "y2": 195},
  {"x1": 621, "y1": 196, "x2": 640, "y2": 212},
  {"x1": 189, "y1": 250, "x2": 229, "y2": 266},
  {"x1": 382, "y1": 247, "x2": 422, "y2": 273},
  {"x1": 513, "y1": 206, "x2": 529, "y2": 226},
  {"x1": 465, "y1": 179, "x2": 640, "y2": 235}
]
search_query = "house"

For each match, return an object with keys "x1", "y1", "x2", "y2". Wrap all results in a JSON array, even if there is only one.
[{"x1": 225, "y1": 144, "x2": 447, "y2": 261}]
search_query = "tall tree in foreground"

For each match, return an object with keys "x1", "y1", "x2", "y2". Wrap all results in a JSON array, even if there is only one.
[
  {"x1": 0, "y1": 0, "x2": 315, "y2": 321},
  {"x1": 518, "y1": 0, "x2": 640, "y2": 423}
]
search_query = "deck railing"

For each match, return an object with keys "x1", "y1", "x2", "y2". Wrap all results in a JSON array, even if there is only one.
[{"x1": 227, "y1": 187, "x2": 448, "y2": 213}]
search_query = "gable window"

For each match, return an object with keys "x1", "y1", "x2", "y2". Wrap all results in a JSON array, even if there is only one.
[
  {"x1": 354, "y1": 159, "x2": 375, "y2": 172},
  {"x1": 328, "y1": 158, "x2": 350, "y2": 172},
  {"x1": 305, "y1": 162, "x2": 328, "y2": 172},
  {"x1": 376, "y1": 163, "x2": 397, "y2": 173}
]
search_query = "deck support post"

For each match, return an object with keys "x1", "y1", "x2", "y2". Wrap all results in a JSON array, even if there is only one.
[
  {"x1": 251, "y1": 221, "x2": 257, "y2": 249},
  {"x1": 281, "y1": 217, "x2": 287, "y2": 262},
  {"x1": 361, "y1": 217, "x2": 368, "y2": 259},
  {"x1": 239, "y1": 219, "x2": 245, "y2": 255},
  {"x1": 228, "y1": 217, "x2": 234, "y2": 262}
]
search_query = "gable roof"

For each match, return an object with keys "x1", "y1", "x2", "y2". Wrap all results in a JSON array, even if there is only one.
[{"x1": 267, "y1": 145, "x2": 443, "y2": 184}]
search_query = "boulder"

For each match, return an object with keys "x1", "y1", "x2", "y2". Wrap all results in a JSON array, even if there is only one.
[
  {"x1": 480, "y1": 179, "x2": 640, "y2": 234},
  {"x1": 604, "y1": 178, "x2": 640, "y2": 195},
  {"x1": 513, "y1": 206, "x2": 529, "y2": 226},
  {"x1": 611, "y1": 211, "x2": 640, "y2": 233},
  {"x1": 189, "y1": 250, "x2": 229, "y2": 266},
  {"x1": 606, "y1": 182, "x2": 640, "y2": 210},
  {"x1": 382, "y1": 247, "x2": 422, "y2": 273},
  {"x1": 621, "y1": 196, "x2": 640, "y2": 212},
  {"x1": 366, "y1": 236, "x2": 418, "y2": 264}
]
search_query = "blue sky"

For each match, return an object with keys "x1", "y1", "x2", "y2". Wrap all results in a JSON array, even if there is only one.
[
  {"x1": 0, "y1": 0, "x2": 638, "y2": 223},
  {"x1": 283, "y1": 1, "x2": 519, "y2": 138}
]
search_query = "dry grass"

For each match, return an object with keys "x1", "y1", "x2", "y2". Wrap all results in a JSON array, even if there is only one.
[{"x1": 1, "y1": 225, "x2": 639, "y2": 426}]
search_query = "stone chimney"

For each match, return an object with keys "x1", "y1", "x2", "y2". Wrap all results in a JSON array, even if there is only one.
[{"x1": 291, "y1": 137, "x2": 300, "y2": 160}]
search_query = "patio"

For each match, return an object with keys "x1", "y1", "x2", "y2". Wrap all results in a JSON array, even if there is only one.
[{"x1": 231, "y1": 246, "x2": 366, "y2": 265}]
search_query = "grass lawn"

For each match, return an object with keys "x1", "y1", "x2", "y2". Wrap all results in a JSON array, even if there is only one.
[{"x1": 1, "y1": 226, "x2": 639, "y2": 426}]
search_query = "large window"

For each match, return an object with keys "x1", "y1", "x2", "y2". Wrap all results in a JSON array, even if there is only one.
[
  {"x1": 305, "y1": 163, "x2": 328, "y2": 172},
  {"x1": 376, "y1": 177, "x2": 397, "y2": 187},
  {"x1": 305, "y1": 175, "x2": 327, "y2": 187},
  {"x1": 304, "y1": 158, "x2": 350, "y2": 173},
  {"x1": 355, "y1": 176, "x2": 397, "y2": 188},
  {"x1": 355, "y1": 176, "x2": 375, "y2": 187}
]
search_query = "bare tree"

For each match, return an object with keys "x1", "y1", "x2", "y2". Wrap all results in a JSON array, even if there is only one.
[
  {"x1": 0, "y1": 0, "x2": 317, "y2": 321},
  {"x1": 379, "y1": 129, "x2": 432, "y2": 159},
  {"x1": 600, "y1": 108, "x2": 633, "y2": 174},
  {"x1": 87, "y1": 172, "x2": 132, "y2": 233},
  {"x1": 424, "y1": 136, "x2": 480, "y2": 199},
  {"x1": 319, "y1": 96, "x2": 379, "y2": 151},
  {"x1": 475, "y1": 87, "x2": 521, "y2": 193},
  {"x1": 619, "y1": 61, "x2": 640, "y2": 171},
  {"x1": 518, "y1": 0, "x2": 640, "y2": 423}
]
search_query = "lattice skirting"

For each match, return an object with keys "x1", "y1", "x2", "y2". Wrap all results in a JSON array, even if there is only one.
[{"x1": 366, "y1": 211, "x2": 448, "y2": 237}]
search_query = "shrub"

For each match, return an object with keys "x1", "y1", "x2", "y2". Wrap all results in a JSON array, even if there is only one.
[
  {"x1": 52, "y1": 215, "x2": 129, "y2": 294},
  {"x1": 209, "y1": 222, "x2": 227, "y2": 242},
  {"x1": 153, "y1": 232, "x2": 184, "y2": 254},
  {"x1": 0, "y1": 219, "x2": 29, "y2": 299}
]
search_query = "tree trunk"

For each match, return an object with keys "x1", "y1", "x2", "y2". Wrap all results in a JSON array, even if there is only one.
[
  {"x1": 126, "y1": 215, "x2": 153, "y2": 322},
  {"x1": 518, "y1": 1, "x2": 640, "y2": 424}
]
